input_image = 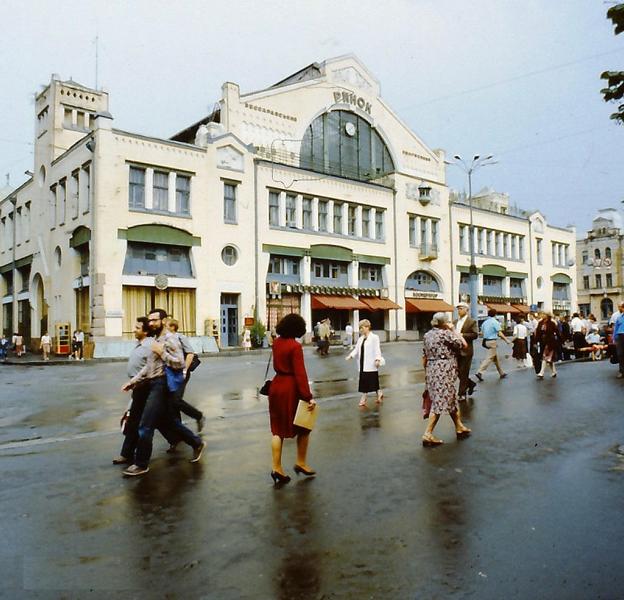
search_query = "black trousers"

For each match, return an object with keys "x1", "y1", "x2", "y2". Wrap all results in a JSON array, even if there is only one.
[
  {"x1": 120, "y1": 384, "x2": 178, "y2": 460},
  {"x1": 169, "y1": 373, "x2": 203, "y2": 422},
  {"x1": 572, "y1": 332, "x2": 586, "y2": 358},
  {"x1": 457, "y1": 354, "x2": 474, "y2": 396}
]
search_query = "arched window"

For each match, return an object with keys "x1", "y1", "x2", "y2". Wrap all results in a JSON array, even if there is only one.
[
  {"x1": 605, "y1": 247, "x2": 612, "y2": 259},
  {"x1": 594, "y1": 248, "x2": 601, "y2": 260},
  {"x1": 300, "y1": 110, "x2": 394, "y2": 181},
  {"x1": 405, "y1": 270, "x2": 440, "y2": 293},
  {"x1": 601, "y1": 298, "x2": 613, "y2": 320}
]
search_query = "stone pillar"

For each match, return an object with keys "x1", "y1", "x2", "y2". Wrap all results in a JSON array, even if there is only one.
[
  {"x1": 278, "y1": 191, "x2": 286, "y2": 227},
  {"x1": 312, "y1": 197, "x2": 319, "y2": 231},
  {"x1": 356, "y1": 206, "x2": 363, "y2": 238},
  {"x1": 327, "y1": 200, "x2": 334, "y2": 234},
  {"x1": 144, "y1": 168, "x2": 154, "y2": 210},
  {"x1": 295, "y1": 194, "x2": 303, "y2": 229},
  {"x1": 341, "y1": 203, "x2": 348, "y2": 235},
  {"x1": 168, "y1": 172, "x2": 176, "y2": 213},
  {"x1": 502, "y1": 276, "x2": 510, "y2": 297}
]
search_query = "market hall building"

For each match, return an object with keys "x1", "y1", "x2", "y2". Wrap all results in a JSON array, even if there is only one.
[{"x1": 0, "y1": 55, "x2": 576, "y2": 355}]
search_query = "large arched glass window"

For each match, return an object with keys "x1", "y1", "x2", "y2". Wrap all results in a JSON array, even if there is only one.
[
  {"x1": 300, "y1": 110, "x2": 394, "y2": 181},
  {"x1": 405, "y1": 270, "x2": 440, "y2": 293}
]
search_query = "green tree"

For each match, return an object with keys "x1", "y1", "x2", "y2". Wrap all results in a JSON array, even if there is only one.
[{"x1": 601, "y1": 3, "x2": 624, "y2": 124}]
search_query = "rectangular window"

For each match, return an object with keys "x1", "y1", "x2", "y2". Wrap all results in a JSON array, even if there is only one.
[
  {"x1": 269, "y1": 191, "x2": 280, "y2": 226},
  {"x1": 333, "y1": 202, "x2": 343, "y2": 234},
  {"x1": 129, "y1": 166, "x2": 146, "y2": 209},
  {"x1": 359, "y1": 265, "x2": 382, "y2": 282},
  {"x1": 552, "y1": 244, "x2": 558, "y2": 266},
  {"x1": 288, "y1": 258, "x2": 299, "y2": 275},
  {"x1": 536, "y1": 239, "x2": 543, "y2": 265},
  {"x1": 224, "y1": 183, "x2": 237, "y2": 223},
  {"x1": 477, "y1": 228, "x2": 485, "y2": 254},
  {"x1": 583, "y1": 276, "x2": 589, "y2": 290},
  {"x1": 361, "y1": 207, "x2": 371, "y2": 238},
  {"x1": 519, "y1": 237, "x2": 525, "y2": 260},
  {"x1": 348, "y1": 205, "x2": 356, "y2": 236},
  {"x1": 58, "y1": 179, "x2": 66, "y2": 225},
  {"x1": 268, "y1": 257, "x2": 282, "y2": 274},
  {"x1": 511, "y1": 236, "x2": 517, "y2": 259},
  {"x1": 303, "y1": 198, "x2": 312, "y2": 229},
  {"x1": 607, "y1": 273, "x2": 613, "y2": 287},
  {"x1": 459, "y1": 225, "x2": 465, "y2": 252},
  {"x1": 71, "y1": 171, "x2": 80, "y2": 219},
  {"x1": 318, "y1": 200, "x2": 328, "y2": 232},
  {"x1": 176, "y1": 175, "x2": 190, "y2": 215},
  {"x1": 582, "y1": 251, "x2": 588, "y2": 265},
  {"x1": 375, "y1": 210, "x2": 384, "y2": 240},
  {"x1": 285, "y1": 194, "x2": 297, "y2": 228},
  {"x1": 83, "y1": 163, "x2": 91, "y2": 213},
  {"x1": 595, "y1": 274, "x2": 602, "y2": 289},
  {"x1": 153, "y1": 171, "x2": 168, "y2": 211}
]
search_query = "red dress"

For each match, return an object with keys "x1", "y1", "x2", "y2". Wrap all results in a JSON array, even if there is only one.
[{"x1": 268, "y1": 337, "x2": 313, "y2": 438}]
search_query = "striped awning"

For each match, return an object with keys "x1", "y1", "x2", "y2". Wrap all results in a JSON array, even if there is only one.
[
  {"x1": 486, "y1": 302, "x2": 521, "y2": 314},
  {"x1": 512, "y1": 304, "x2": 531, "y2": 314}
]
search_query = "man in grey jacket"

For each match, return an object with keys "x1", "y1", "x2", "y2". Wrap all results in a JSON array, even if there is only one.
[{"x1": 454, "y1": 302, "x2": 478, "y2": 401}]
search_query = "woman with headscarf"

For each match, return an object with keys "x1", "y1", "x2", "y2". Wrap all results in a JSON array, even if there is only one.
[
  {"x1": 422, "y1": 312, "x2": 470, "y2": 446},
  {"x1": 535, "y1": 312, "x2": 561, "y2": 379}
]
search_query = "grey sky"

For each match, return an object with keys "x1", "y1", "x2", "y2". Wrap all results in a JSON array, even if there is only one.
[{"x1": 1, "y1": 0, "x2": 622, "y2": 234}]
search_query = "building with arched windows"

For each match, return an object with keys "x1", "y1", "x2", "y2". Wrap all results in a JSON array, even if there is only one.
[
  {"x1": 577, "y1": 209, "x2": 624, "y2": 322},
  {"x1": 0, "y1": 56, "x2": 577, "y2": 354}
]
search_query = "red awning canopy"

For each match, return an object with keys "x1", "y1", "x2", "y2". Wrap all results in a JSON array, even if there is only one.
[
  {"x1": 311, "y1": 295, "x2": 368, "y2": 310},
  {"x1": 512, "y1": 304, "x2": 531, "y2": 314},
  {"x1": 486, "y1": 302, "x2": 521, "y2": 314},
  {"x1": 360, "y1": 297, "x2": 402, "y2": 311},
  {"x1": 405, "y1": 298, "x2": 454, "y2": 313}
]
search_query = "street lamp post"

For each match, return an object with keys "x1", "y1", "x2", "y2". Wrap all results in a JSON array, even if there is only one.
[{"x1": 451, "y1": 155, "x2": 497, "y2": 320}]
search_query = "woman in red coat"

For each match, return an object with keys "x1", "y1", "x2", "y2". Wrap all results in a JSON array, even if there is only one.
[
  {"x1": 268, "y1": 313, "x2": 317, "y2": 484},
  {"x1": 535, "y1": 312, "x2": 561, "y2": 379}
]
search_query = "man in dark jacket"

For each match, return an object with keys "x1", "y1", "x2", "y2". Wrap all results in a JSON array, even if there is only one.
[{"x1": 454, "y1": 302, "x2": 479, "y2": 400}]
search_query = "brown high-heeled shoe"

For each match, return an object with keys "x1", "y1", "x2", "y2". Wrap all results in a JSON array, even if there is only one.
[{"x1": 422, "y1": 434, "x2": 444, "y2": 447}]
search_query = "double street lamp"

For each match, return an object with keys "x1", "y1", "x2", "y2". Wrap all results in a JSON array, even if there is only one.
[{"x1": 451, "y1": 154, "x2": 497, "y2": 320}]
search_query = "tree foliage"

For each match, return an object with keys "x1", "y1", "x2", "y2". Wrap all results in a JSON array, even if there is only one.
[{"x1": 601, "y1": 3, "x2": 624, "y2": 124}]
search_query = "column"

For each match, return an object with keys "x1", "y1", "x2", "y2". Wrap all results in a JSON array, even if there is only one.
[
  {"x1": 355, "y1": 205, "x2": 363, "y2": 238},
  {"x1": 327, "y1": 200, "x2": 335, "y2": 234},
  {"x1": 302, "y1": 255, "x2": 312, "y2": 285},
  {"x1": 502, "y1": 276, "x2": 510, "y2": 298},
  {"x1": 370, "y1": 207, "x2": 377, "y2": 240},
  {"x1": 312, "y1": 197, "x2": 319, "y2": 231},
  {"x1": 426, "y1": 219, "x2": 432, "y2": 252},
  {"x1": 144, "y1": 168, "x2": 154, "y2": 209},
  {"x1": 168, "y1": 172, "x2": 176, "y2": 213},
  {"x1": 278, "y1": 191, "x2": 286, "y2": 227},
  {"x1": 472, "y1": 227, "x2": 478, "y2": 256},
  {"x1": 301, "y1": 292, "x2": 312, "y2": 337},
  {"x1": 506, "y1": 234, "x2": 512, "y2": 259},
  {"x1": 349, "y1": 259, "x2": 359, "y2": 287},
  {"x1": 295, "y1": 194, "x2": 303, "y2": 229},
  {"x1": 341, "y1": 203, "x2": 348, "y2": 235},
  {"x1": 478, "y1": 273, "x2": 484, "y2": 300},
  {"x1": 559, "y1": 244, "x2": 565, "y2": 266}
]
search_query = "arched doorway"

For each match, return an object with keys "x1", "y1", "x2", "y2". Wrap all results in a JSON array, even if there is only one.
[
  {"x1": 404, "y1": 270, "x2": 453, "y2": 339},
  {"x1": 601, "y1": 298, "x2": 614, "y2": 321},
  {"x1": 32, "y1": 274, "x2": 48, "y2": 337}
]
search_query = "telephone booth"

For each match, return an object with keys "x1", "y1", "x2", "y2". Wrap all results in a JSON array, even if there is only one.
[{"x1": 55, "y1": 322, "x2": 71, "y2": 355}]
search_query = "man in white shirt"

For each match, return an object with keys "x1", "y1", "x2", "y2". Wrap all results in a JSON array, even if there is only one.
[
  {"x1": 40, "y1": 332, "x2": 52, "y2": 361},
  {"x1": 570, "y1": 313, "x2": 586, "y2": 358}
]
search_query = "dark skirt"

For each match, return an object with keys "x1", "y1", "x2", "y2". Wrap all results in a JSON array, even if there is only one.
[
  {"x1": 358, "y1": 370, "x2": 380, "y2": 393},
  {"x1": 512, "y1": 339, "x2": 527, "y2": 360}
]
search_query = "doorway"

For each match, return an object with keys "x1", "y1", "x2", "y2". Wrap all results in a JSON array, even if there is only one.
[{"x1": 220, "y1": 293, "x2": 239, "y2": 347}]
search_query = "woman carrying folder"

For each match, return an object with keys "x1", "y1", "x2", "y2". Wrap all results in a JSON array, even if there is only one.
[{"x1": 268, "y1": 313, "x2": 317, "y2": 484}]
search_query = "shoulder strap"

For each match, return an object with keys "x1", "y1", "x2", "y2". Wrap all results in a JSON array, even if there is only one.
[{"x1": 263, "y1": 349, "x2": 273, "y2": 380}]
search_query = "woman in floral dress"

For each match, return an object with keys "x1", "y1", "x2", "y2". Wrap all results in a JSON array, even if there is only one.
[{"x1": 422, "y1": 312, "x2": 471, "y2": 446}]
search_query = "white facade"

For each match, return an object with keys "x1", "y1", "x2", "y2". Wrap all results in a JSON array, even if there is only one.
[{"x1": 0, "y1": 56, "x2": 577, "y2": 354}]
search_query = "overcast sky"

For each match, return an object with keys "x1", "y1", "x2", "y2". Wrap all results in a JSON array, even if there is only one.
[{"x1": 1, "y1": 0, "x2": 622, "y2": 234}]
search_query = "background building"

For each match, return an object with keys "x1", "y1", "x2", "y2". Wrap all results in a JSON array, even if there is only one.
[
  {"x1": 576, "y1": 208, "x2": 623, "y2": 322},
  {"x1": 0, "y1": 56, "x2": 577, "y2": 355}
]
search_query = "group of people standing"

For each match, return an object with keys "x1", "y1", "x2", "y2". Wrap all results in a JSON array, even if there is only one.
[{"x1": 0, "y1": 332, "x2": 25, "y2": 360}]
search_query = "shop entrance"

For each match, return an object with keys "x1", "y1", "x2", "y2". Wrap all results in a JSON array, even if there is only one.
[{"x1": 220, "y1": 293, "x2": 239, "y2": 347}]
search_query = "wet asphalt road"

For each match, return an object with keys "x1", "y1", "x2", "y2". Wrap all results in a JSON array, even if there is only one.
[{"x1": 1, "y1": 343, "x2": 624, "y2": 599}]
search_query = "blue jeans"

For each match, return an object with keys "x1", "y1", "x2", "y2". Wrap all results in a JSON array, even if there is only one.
[
  {"x1": 134, "y1": 377, "x2": 202, "y2": 468},
  {"x1": 615, "y1": 335, "x2": 624, "y2": 375}
]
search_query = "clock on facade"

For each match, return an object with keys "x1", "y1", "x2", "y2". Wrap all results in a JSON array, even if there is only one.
[{"x1": 345, "y1": 122, "x2": 356, "y2": 137}]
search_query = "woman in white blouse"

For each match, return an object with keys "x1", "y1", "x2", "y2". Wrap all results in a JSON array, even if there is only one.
[{"x1": 346, "y1": 319, "x2": 384, "y2": 407}]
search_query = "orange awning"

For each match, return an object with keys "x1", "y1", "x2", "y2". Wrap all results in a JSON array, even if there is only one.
[
  {"x1": 311, "y1": 295, "x2": 368, "y2": 310},
  {"x1": 512, "y1": 304, "x2": 530, "y2": 314},
  {"x1": 405, "y1": 298, "x2": 454, "y2": 313},
  {"x1": 486, "y1": 302, "x2": 521, "y2": 314},
  {"x1": 360, "y1": 297, "x2": 402, "y2": 311}
]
